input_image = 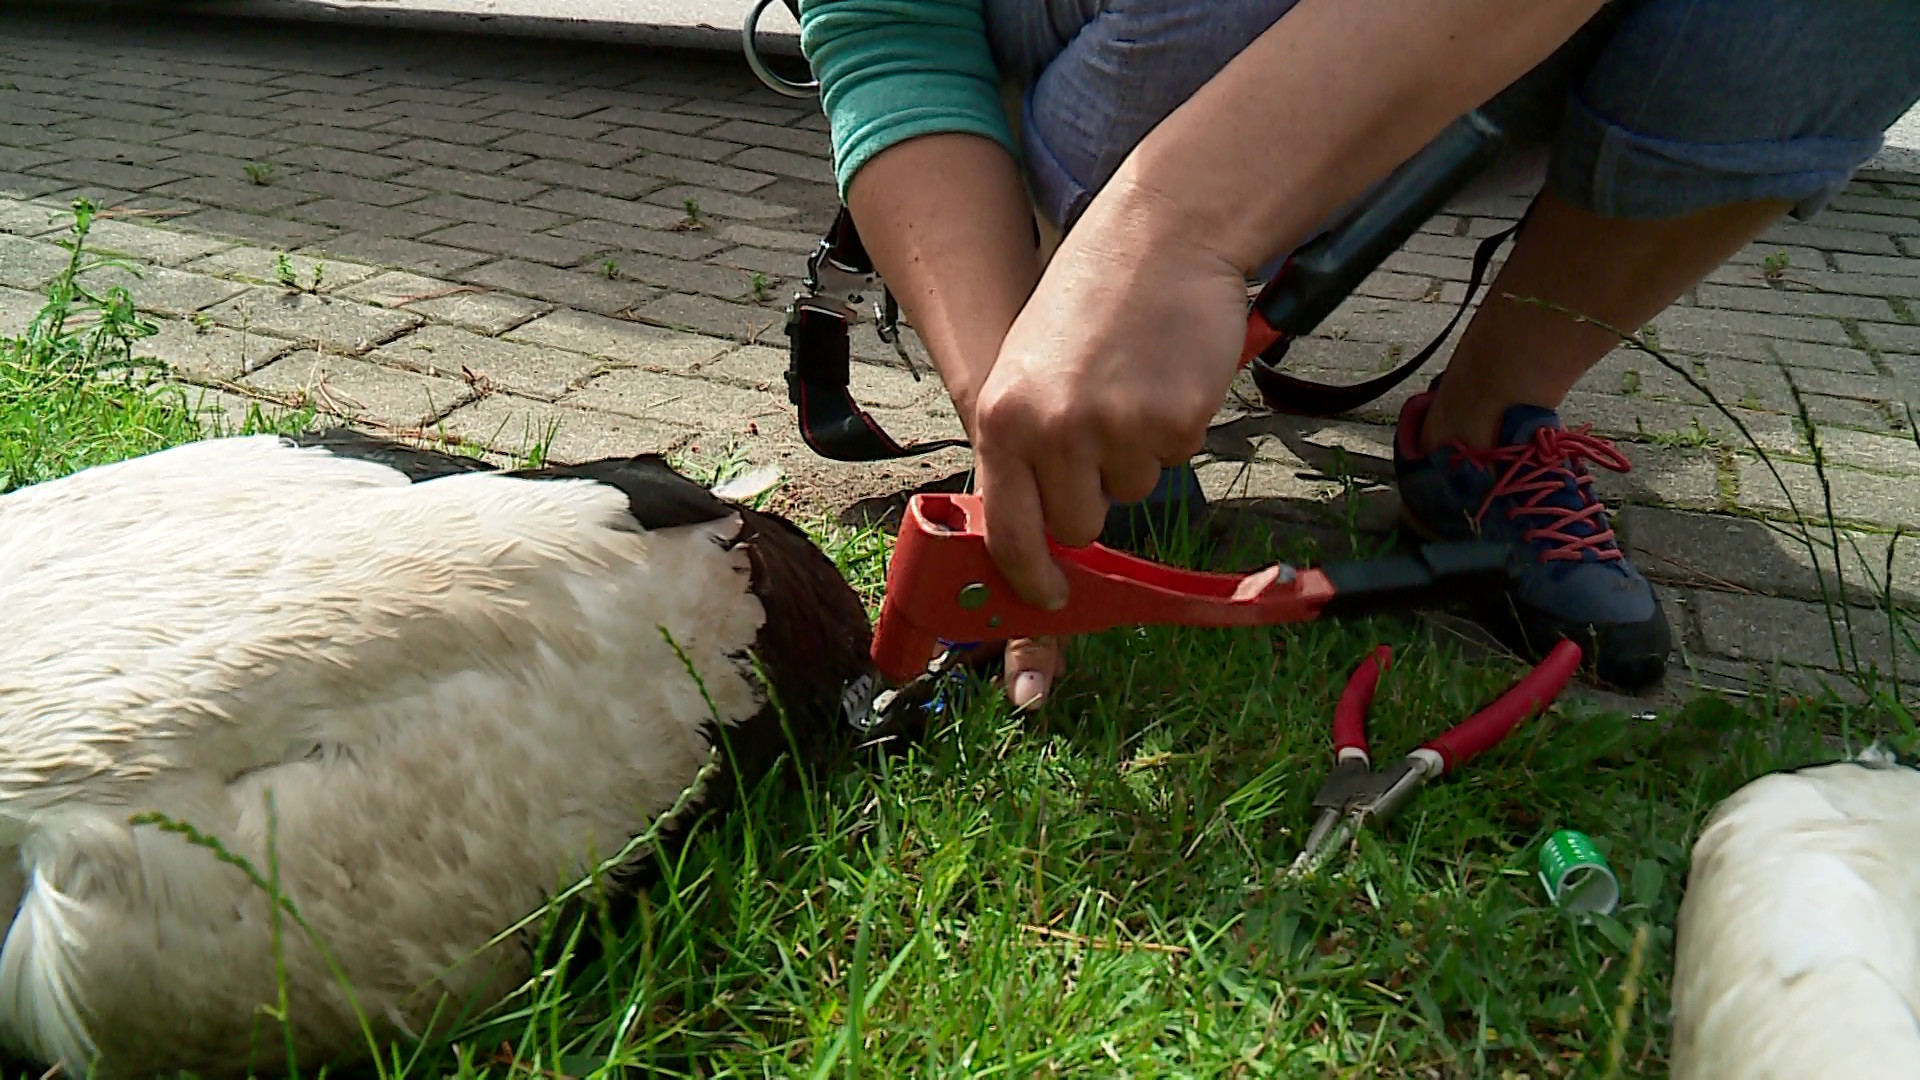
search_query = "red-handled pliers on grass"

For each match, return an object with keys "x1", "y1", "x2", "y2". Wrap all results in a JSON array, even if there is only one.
[{"x1": 1285, "y1": 637, "x2": 1584, "y2": 879}]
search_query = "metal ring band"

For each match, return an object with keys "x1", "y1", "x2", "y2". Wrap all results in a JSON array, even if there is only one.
[{"x1": 742, "y1": 0, "x2": 820, "y2": 99}]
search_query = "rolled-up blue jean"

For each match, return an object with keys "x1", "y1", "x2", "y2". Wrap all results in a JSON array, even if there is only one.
[{"x1": 984, "y1": 0, "x2": 1920, "y2": 235}]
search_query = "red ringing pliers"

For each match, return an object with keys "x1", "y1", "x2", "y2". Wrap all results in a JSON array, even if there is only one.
[{"x1": 1285, "y1": 637, "x2": 1584, "y2": 878}]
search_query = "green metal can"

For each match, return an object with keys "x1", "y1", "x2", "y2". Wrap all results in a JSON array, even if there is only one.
[{"x1": 1538, "y1": 829, "x2": 1620, "y2": 916}]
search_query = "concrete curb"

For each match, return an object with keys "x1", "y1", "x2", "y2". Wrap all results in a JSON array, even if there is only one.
[
  {"x1": 76, "y1": 0, "x2": 805, "y2": 56},
  {"x1": 38, "y1": 1, "x2": 1920, "y2": 179}
]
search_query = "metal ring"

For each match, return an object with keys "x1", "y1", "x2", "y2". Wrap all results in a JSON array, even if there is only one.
[{"x1": 742, "y1": 0, "x2": 820, "y2": 99}]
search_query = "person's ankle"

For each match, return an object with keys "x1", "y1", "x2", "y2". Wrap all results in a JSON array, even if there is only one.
[{"x1": 1417, "y1": 387, "x2": 1502, "y2": 453}]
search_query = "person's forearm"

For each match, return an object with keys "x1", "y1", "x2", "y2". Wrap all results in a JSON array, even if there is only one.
[
  {"x1": 1112, "y1": 0, "x2": 1605, "y2": 275},
  {"x1": 847, "y1": 133, "x2": 1041, "y2": 429}
]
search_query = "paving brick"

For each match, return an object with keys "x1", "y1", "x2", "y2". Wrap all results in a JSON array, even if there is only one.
[
  {"x1": 368, "y1": 323, "x2": 598, "y2": 400},
  {"x1": 149, "y1": 175, "x2": 316, "y2": 215},
  {"x1": 269, "y1": 72, "x2": 390, "y2": 96},
  {"x1": 1863, "y1": 321, "x2": 1920, "y2": 355},
  {"x1": 504, "y1": 308, "x2": 728, "y2": 371},
  {"x1": 30, "y1": 158, "x2": 187, "y2": 193},
  {"x1": 436, "y1": 394, "x2": 687, "y2": 462},
  {"x1": 158, "y1": 130, "x2": 287, "y2": 161},
  {"x1": 1564, "y1": 390, "x2": 1804, "y2": 454},
  {"x1": 1587, "y1": 444, "x2": 1723, "y2": 511},
  {"x1": 286, "y1": 198, "x2": 454, "y2": 239},
  {"x1": 167, "y1": 207, "x2": 335, "y2": 249},
  {"x1": 473, "y1": 111, "x2": 615, "y2": 141},
  {"x1": 391, "y1": 164, "x2": 552, "y2": 203},
  {"x1": 1624, "y1": 505, "x2": 1919, "y2": 608},
  {"x1": 158, "y1": 113, "x2": 289, "y2": 141},
  {"x1": 478, "y1": 130, "x2": 634, "y2": 170},
  {"x1": 387, "y1": 138, "x2": 530, "y2": 174},
  {"x1": 301, "y1": 231, "x2": 496, "y2": 277},
  {"x1": 581, "y1": 107, "x2": 718, "y2": 135},
  {"x1": 730, "y1": 151, "x2": 835, "y2": 195},
  {"x1": 1691, "y1": 590, "x2": 1901, "y2": 674},
  {"x1": 459, "y1": 93, "x2": 609, "y2": 120},
  {"x1": 242, "y1": 349, "x2": 472, "y2": 428},
  {"x1": 1810, "y1": 427, "x2": 1920, "y2": 474},
  {"x1": 1831, "y1": 251, "x2": 1920, "y2": 277},
  {"x1": 1648, "y1": 306, "x2": 1853, "y2": 355},
  {"x1": 338, "y1": 271, "x2": 550, "y2": 334},
  {"x1": 370, "y1": 84, "x2": 487, "y2": 108},
  {"x1": 0, "y1": 284, "x2": 45, "y2": 331},
  {"x1": 563, "y1": 366, "x2": 784, "y2": 431},
  {"x1": 459, "y1": 258, "x2": 657, "y2": 316},
  {"x1": 0, "y1": 233, "x2": 69, "y2": 289},
  {"x1": 1735, "y1": 456, "x2": 1919, "y2": 529},
  {"x1": 670, "y1": 99, "x2": 808, "y2": 126},
  {"x1": 529, "y1": 189, "x2": 682, "y2": 231},
  {"x1": 274, "y1": 170, "x2": 425, "y2": 208},
  {"x1": 592, "y1": 249, "x2": 755, "y2": 300},
  {"x1": 155, "y1": 151, "x2": 294, "y2": 185},
  {"x1": 703, "y1": 119, "x2": 831, "y2": 158},
  {"x1": 0, "y1": 198, "x2": 70, "y2": 237},
  {"x1": 598, "y1": 126, "x2": 742, "y2": 163},
  {"x1": 1763, "y1": 222, "x2": 1902, "y2": 257},
  {"x1": 0, "y1": 104, "x2": 84, "y2": 129},
  {"x1": 421, "y1": 222, "x2": 602, "y2": 267},
  {"x1": 191, "y1": 246, "x2": 381, "y2": 291},
  {"x1": 641, "y1": 185, "x2": 798, "y2": 222},
  {"x1": 272, "y1": 145, "x2": 414, "y2": 180},
  {"x1": 717, "y1": 223, "x2": 821, "y2": 253},
  {"x1": 404, "y1": 193, "x2": 570, "y2": 233},
  {"x1": 506, "y1": 158, "x2": 659, "y2": 199},
  {"x1": 134, "y1": 316, "x2": 298, "y2": 381},
  {"x1": 630, "y1": 291, "x2": 782, "y2": 344},
  {"x1": 272, "y1": 124, "x2": 407, "y2": 154},
  {"x1": 270, "y1": 105, "x2": 401, "y2": 132},
  {"x1": 1693, "y1": 284, "x2": 1900, "y2": 323},
  {"x1": 40, "y1": 138, "x2": 178, "y2": 166},
  {"x1": 206, "y1": 288, "x2": 422, "y2": 354},
  {"x1": 628, "y1": 154, "x2": 777, "y2": 194},
  {"x1": 710, "y1": 245, "x2": 803, "y2": 278},
  {"x1": 80, "y1": 262, "x2": 250, "y2": 316},
  {"x1": 0, "y1": 122, "x2": 56, "y2": 148}
]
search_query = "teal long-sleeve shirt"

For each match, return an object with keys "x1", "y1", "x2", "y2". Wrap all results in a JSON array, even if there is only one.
[{"x1": 797, "y1": 0, "x2": 1019, "y2": 199}]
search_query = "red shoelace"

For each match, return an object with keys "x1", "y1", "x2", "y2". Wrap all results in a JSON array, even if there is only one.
[{"x1": 1462, "y1": 425, "x2": 1633, "y2": 562}]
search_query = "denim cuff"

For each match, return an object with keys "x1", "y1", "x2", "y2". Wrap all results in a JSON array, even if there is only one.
[{"x1": 1549, "y1": 91, "x2": 1884, "y2": 222}]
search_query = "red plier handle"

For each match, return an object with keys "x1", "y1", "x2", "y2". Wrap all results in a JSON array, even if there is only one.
[{"x1": 1331, "y1": 638, "x2": 1583, "y2": 776}]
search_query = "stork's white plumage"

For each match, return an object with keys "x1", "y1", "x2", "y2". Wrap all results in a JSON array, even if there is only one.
[
  {"x1": 1672, "y1": 757, "x2": 1920, "y2": 1079},
  {"x1": 0, "y1": 431, "x2": 874, "y2": 1079}
]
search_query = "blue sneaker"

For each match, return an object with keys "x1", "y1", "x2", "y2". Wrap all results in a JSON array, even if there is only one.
[
  {"x1": 1394, "y1": 389, "x2": 1671, "y2": 689},
  {"x1": 1100, "y1": 462, "x2": 1209, "y2": 555}
]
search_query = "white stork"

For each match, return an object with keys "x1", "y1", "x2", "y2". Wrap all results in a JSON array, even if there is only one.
[
  {"x1": 0, "y1": 429, "x2": 875, "y2": 1078},
  {"x1": 1672, "y1": 753, "x2": 1920, "y2": 1079}
]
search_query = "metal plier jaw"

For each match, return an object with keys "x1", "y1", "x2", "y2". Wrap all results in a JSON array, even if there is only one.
[
  {"x1": 1285, "y1": 638, "x2": 1583, "y2": 880},
  {"x1": 1290, "y1": 751, "x2": 1442, "y2": 878}
]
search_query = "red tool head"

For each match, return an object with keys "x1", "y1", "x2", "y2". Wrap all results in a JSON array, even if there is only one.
[{"x1": 868, "y1": 493, "x2": 1341, "y2": 683}]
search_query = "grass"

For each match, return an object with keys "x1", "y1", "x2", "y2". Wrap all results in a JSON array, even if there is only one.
[{"x1": 3, "y1": 199, "x2": 1916, "y2": 1078}]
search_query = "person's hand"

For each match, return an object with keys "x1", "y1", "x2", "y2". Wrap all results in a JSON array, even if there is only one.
[{"x1": 971, "y1": 182, "x2": 1249, "y2": 611}]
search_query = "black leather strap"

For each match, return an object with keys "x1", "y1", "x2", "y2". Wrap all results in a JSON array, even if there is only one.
[{"x1": 1247, "y1": 217, "x2": 1522, "y2": 417}]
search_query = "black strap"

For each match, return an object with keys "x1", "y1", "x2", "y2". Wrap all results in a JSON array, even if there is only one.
[
  {"x1": 783, "y1": 206, "x2": 967, "y2": 462},
  {"x1": 1246, "y1": 216, "x2": 1522, "y2": 417},
  {"x1": 784, "y1": 207, "x2": 1524, "y2": 461}
]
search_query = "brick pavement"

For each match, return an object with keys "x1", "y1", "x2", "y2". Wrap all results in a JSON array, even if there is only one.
[{"x1": 1, "y1": 8, "x2": 1916, "y2": 705}]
